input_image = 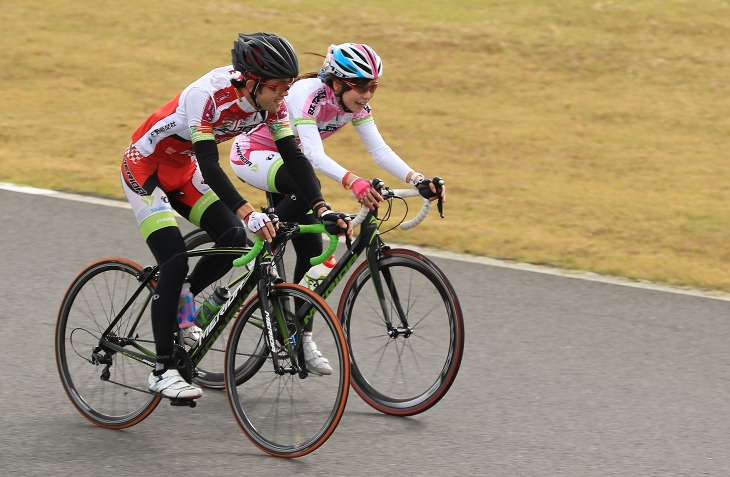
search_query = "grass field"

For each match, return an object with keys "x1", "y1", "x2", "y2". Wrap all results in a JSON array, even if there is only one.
[{"x1": 2, "y1": 1, "x2": 729, "y2": 291}]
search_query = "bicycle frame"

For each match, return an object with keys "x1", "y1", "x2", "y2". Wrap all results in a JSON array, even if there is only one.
[
  {"x1": 112, "y1": 184, "x2": 430, "y2": 376},
  {"x1": 96, "y1": 246, "x2": 263, "y2": 370},
  {"x1": 295, "y1": 206, "x2": 409, "y2": 336},
  {"x1": 250, "y1": 184, "x2": 434, "y2": 337}
]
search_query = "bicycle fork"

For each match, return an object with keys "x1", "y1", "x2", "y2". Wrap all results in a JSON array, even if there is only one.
[
  {"x1": 257, "y1": 253, "x2": 306, "y2": 377},
  {"x1": 366, "y1": 246, "x2": 413, "y2": 338}
]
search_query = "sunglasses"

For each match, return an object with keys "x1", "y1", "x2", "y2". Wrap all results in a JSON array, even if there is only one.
[
  {"x1": 259, "y1": 80, "x2": 293, "y2": 95},
  {"x1": 341, "y1": 79, "x2": 379, "y2": 94}
]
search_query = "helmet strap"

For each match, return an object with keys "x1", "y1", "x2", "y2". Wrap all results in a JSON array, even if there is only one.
[
  {"x1": 244, "y1": 78, "x2": 268, "y2": 121},
  {"x1": 249, "y1": 79, "x2": 263, "y2": 110},
  {"x1": 338, "y1": 94, "x2": 352, "y2": 114},
  {"x1": 334, "y1": 80, "x2": 353, "y2": 114}
]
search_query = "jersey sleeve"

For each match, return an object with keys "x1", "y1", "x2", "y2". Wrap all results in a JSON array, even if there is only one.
[
  {"x1": 270, "y1": 102, "x2": 325, "y2": 208},
  {"x1": 265, "y1": 103, "x2": 295, "y2": 141},
  {"x1": 184, "y1": 88, "x2": 247, "y2": 212},
  {"x1": 288, "y1": 87, "x2": 349, "y2": 184},
  {"x1": 295, "y1": 121, "x2": 349, "y2": 184},
  {"x1": 184, "y1": 87, "x2": 217, "y2": 142},
  {"x1": 354, "y1": 117, "x2": 412, "y2": 182}
]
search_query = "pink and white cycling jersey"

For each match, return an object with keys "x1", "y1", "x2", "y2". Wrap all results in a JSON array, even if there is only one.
[
  {"x1": 131, "y1": 66, "x2": 292, "y2": 166},
  {"x1": 232, "y1": 77, "x2": 411, "y2": 185}
]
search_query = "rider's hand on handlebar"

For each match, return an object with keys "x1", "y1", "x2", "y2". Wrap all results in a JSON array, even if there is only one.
[
  {"x1": 413, "y1": 176, "x2": 446, "y2": 203},
  {"x1": 350, "y1": 177, "x2": 383, "y2": 210},
  {"x1": 244, "y1": 211, "x2": 277, "y2": 243},
  {"x1": 319, "y1": 209, "x2": 354, "y2": 241}
]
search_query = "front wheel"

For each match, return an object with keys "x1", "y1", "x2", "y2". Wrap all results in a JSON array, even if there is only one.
[
  {"x1": 55, "y1": 258, "x2": 161, "y2": 429},
  {"x1": 338, "y1": 249, "x2": 464, "y2": 416},
  {"x1": 225, "y1": 284, "x2": 350, "y2": 458}
]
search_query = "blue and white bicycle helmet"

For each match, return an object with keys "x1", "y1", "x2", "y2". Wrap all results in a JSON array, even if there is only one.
[{"x1": 324, "y1": 43, "x2": 383, "y2": 80}]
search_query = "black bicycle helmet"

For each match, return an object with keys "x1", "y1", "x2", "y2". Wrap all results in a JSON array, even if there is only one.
[{"x1": 232, "y1": 32, "x2": 299, "y2": 80}]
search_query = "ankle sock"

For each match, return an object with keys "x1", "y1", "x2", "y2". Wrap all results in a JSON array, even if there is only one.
[{"x1": 154, "y1": 355, "x2": 175, "y2": 375}]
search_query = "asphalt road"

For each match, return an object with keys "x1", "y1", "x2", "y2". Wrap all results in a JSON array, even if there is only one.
[{"x1": 2, "y1": 187, "x2": 730, "y2": 477}]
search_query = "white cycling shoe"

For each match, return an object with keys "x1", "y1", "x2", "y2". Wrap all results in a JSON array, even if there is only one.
[
  {"x1": 303, "y1": 339, "x2": 333, "y2": 375},
  {"x1": 148, "y1": 368, "x2": 203, "y2": 399}
]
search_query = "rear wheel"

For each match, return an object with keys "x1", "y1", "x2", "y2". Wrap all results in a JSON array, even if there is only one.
[{"x1": 55, "y1": 258, "x2": 161, "y2": 428}]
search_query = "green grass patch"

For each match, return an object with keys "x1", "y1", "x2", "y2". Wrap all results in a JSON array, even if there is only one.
[{"x1": 2, "y1": 1, "x2": 729, "y2": 290}]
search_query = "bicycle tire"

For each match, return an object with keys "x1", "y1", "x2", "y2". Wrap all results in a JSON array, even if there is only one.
[
  {"x1": 183, "y1": 228, "x2": 263, "y2": 389},
  {"x1": 225, "y1": 284, "x2": 350, "y2": 458},
  {"x1": 338, "y1": 249, "x2": 464, "y2": 416},
  {"x1": 55, "y1": 258, "x2": 162, "y2": 429}
]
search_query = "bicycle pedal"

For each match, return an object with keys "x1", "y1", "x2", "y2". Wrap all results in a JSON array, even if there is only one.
[{"x1": 169, "y1": 398, "x2": 197, "y2": 408}]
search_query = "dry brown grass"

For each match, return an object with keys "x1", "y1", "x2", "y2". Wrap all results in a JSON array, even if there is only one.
[{"x1": 2, "y1": 1, "x2": 730, "y2": 290}]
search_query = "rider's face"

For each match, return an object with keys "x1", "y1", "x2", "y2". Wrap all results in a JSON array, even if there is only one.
[
  {"x1": 248, "y1": 78, "x2": 293, "y2": 113},
  {"x1": 335, "y1": 79, "x2": 378, "y2": 113}
]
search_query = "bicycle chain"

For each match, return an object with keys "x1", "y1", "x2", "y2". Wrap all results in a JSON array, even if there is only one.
[
  {"x1": 105, "y1": 377, "x2": 156, "y2": 395},
  {"x1": 97, "y1": 337, "x2": 260, "y2": 395},
  {"x1": 114, "y1": 337, "x2": 262, "y2": 360}
]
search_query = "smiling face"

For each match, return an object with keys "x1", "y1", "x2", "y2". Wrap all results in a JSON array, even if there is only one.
[{"x1": 333, "y1": 78, "x2": 379, "y2": 113}]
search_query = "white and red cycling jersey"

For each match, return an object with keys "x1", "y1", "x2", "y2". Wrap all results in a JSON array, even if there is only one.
[
  {"x1": 130, "y1": 66, "x2": 291, "y2": 167},
  {"x1": 231, "y1": 77, "x2": 412, "y2": 190},
  {"x1": 122, "y1": 65, "x2": 312, "y2": 233}
]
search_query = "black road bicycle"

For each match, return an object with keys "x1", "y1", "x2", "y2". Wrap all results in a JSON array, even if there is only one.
[
  {"x1": 185, "y1": 179, "x2": 464, "y2": 416},
  {"x1": 55, "y1": 224, "x2": 350, "y2": 458}
]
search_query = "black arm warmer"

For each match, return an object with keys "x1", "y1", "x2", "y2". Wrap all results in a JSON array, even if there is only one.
[
  {"x1": 275, "y1": 135, "x2": 325, "y2": 209},
  {"x1": 193, "y1": 140, "x2": 247, "y2": 213}
]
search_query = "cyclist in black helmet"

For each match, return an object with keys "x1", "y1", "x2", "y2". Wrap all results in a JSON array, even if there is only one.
[{"x1": 121, "y1": 32, "x2": 352, "y2": 400}]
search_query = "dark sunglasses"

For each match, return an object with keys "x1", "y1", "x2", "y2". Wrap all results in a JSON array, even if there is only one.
[
  {"x1": 341, "y1": 79, "x2": 379, "y2": 94},
  {"x1": 259, "y1": 80, "x2": 293, "y2": 95}
]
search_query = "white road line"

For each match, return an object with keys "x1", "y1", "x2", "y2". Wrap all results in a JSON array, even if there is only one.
[
  {"x1": 3, "y1": 181, "x2": 728, "y2": 301},
  {"x1": 0, "y1": 182, "x2": 132, "y2": 209}
]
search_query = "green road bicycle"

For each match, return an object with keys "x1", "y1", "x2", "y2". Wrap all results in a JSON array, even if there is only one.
[
  {"x1": 185, "y1": 179, "x2": 465, "y2": 416},
  {"x1": 55, "y1": 224, "x2": 350, "y2": 458}
]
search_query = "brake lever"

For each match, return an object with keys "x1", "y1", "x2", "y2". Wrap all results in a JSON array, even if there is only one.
[
  {"x1": 433, "y1": 176, "x2": 445, "y2": 218},
  {"x1": 371, "y1": 177, "x2": 384, "y2": 193}
]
